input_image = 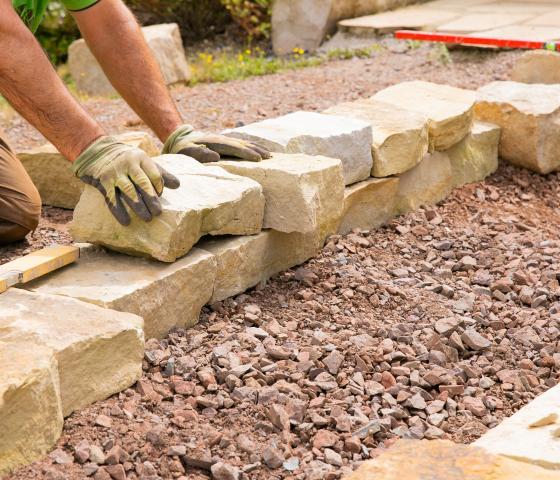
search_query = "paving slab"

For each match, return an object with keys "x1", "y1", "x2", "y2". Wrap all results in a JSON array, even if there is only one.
[
  {"x1": 71, "y1": 155, "x2": 265, "y2": 262},
  {"x1": 18, "y1": 132, "x2": 159, "y2": 209},
  {"x1": 25, "y1": 246, "x2": 216, "y2": 340},
  {"x1": 475, "y1": 81, "x2": 560, "y2": 174},
  {"x1": 224, "y1": 111, "x2": 373, "y2": 185},
  {"x1": 471, "y1": 1, "x2": 558, "y2": 14},
  {"x1": 323, "y1": 99, "x2": 429, "y2": 177},
  {"x1": 0, "y1": 289, "x2": 144, "y2": 416},
  {"x1": 526, "y1": 9, "x2": 560, "y2": 27},
  {"x1": 472, "y1": 25, "x2": 560, "y2": 42},
  {"x1": 0, "y1": 339, "x2": 63, "y2": 476},
  {"x1": 511, "y1": 51, "x2": 560, "y2": 84},
  {"x1": 373, "y1": 81, "x2": 475, "y2": 151},
  {"x1": 216, "y1": 152, "x2": 344, "y2": 235},
  {"x1": 447, "y1": 121, "x2": 500, "y2": 188},
  {"x1": 337, "y1": 177, "x2": 399, "y2": 235},
  {"x1": 436, "y1": 13, "x2": 533, "y2": 33}
]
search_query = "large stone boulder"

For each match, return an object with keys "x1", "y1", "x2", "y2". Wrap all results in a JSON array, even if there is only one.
[
  {"x1": 373, "y1": 81, "x2": 475, "y2": 151},
  {"x1": 68, "y1": 23, "x2": 191, "y2": 96},
  {"x1": 224, "y1": 111, "x2": 373, "y2": 185},
  {"x1": 71, "y1": 155, "x2": 265, "y2": 262},
  {"x1": 18, "y1": 132, "x2": 159, "y2": 210},
  {"x1": 511, "y1": 51, "x2": 560, "y2": 84},
  {"x1": 324, "y1": 99, "x2": 429, "y2": 177},
  {"x1": 475, "y1": 81, "x2": 560, "y2": 174}
]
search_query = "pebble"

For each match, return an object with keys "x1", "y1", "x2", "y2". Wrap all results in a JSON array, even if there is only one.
[
  {"x1": 210, "y1": 462, "x2": 240, "y2": 480},
  {"x1": 262, "y1": 445, "x2": 285, "y2": 469}
]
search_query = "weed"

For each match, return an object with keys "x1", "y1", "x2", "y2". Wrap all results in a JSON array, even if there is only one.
[{"x1": 430, "y1": 43, "x2": 452, "y2": 65}]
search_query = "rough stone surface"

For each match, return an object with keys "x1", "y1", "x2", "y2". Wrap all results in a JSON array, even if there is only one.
[
  {"x1": 512, "y1": 51, "x2": 560, "y2": 85},
  {"x1": 337, "y1": 177, "x2": 399, "y2": 235},
  {"x1": 436, "y1": 13, "x2": 533, "y2": 33},
  {"x1": 475, "y1": 81, "x2": 560, "y2": 174},
  {"x1": 224, "y1": 111, "x2": 373, "y2": 185},
  {"x1": 71, "y1": 155, "x2": 265, "y2": 262},
  {"x1": 25, "y1": 246, "x2": 216, "y2": 339},
  {"x1": 0, "y1": 339, "x2": 63, "y2": 476},
  {"x1": 373, "y1": 81, "x2": 475, "y2": 151},
  {"x1": 345, "y1": 440, "x2": 560, "y2": 480},
  {"x1": 18, "y1": 132, "x2": 159, "y2": 209},
  {"x1": 324, "y1": 99, "x2": 429, "y2": 177},
  {"x1": 395, "y1": 151, "x2": 452, "y2": 214},
  {"x1": 475, "y1": 384, "x2": 560, "y2": 469},
  {"x1": 447, "y1": 121, "x2": 500, "y2": 188},
  {"x1": 0, "y1": 289, "x2": 144, "y2": 416},
  {"x1": 217, "y1": 152, "x2": 344, "y2": 235},
  {"x1": 68, "y1": 23, "x2": 191, "y2": 96}
]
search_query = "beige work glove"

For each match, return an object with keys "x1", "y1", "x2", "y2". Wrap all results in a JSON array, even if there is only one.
[
  {"x1": 73, "y1": 136, "x2": 180, "y2": 226},
  {"x1": 162, "y1": 124, "x2": 271, "y2": 163}
]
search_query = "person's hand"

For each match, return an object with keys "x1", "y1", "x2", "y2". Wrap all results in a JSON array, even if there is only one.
[
  {"x1": 163, "y1": 124, "x2": 271, "y2": 163},
  {"x1": 72, "y1": 136, "x2": 180, "y2": 226}
]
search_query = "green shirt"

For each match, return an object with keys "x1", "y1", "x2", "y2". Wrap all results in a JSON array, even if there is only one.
[{"x1": 13, "y1": 0, "x2": 99, "y2": 32}]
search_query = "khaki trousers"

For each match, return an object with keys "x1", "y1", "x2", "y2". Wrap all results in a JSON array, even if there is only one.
[{"x1": 0, "y1": 128, "x2": 41, "y2": 245}]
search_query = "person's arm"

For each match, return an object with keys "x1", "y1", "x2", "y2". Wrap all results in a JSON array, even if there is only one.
[{"x1": 0, "y1": 0, "x2": 104, "y2": 160}]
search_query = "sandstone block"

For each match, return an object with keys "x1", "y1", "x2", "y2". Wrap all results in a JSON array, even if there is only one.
[
  {"x1": 69, "y1": 23, "x2": 191, "y2": 96},
  {"x1": 373, "y1": 81, "x2": 475, "y2": 151},
  {"x1": 26, "y1": 246, "x2": 216, "y2": 339},
  {"x1": 512, "y1": 51, "x2": 560, "y2": 85},
  {"x1": 18, "y1": 132, "x2": 159, "y2": 209},
  {"x1": 200, "y1": 230, "x2": 321, "y2": 303},
  {"x1": 395, "y1": 152, "x2": 452, "y2": 215},
  {"x1": 217, "y1": 152, "x2": 344, "y2": 235},
  {"x1": 337, "y1": 177, "x2": 399, "y2": 235},
  {"x1": 345, "y1": 440, "x2": 560, "y2": 480},
  {"x1": 0, "y1": 289, "x2": 144, "y2": 416},
  {"x1": 475, "y1": 384, "x2": 560, "y2": 469},
  {"x1": 224, "y1": 111, "x2": 373, "y2": 185},
  {"x1": 0, "y1": 339, "x2": 63, "y2": 476},
  {"x1": 324, "y1": 99, "x2": 429, "y2": 177},
  {"x1": 475, "y1": 81, "x2": 560, "y2": 174},
  {"x1": 71, "y1": 155, "x2": 265, "y2": 262},
  {"x1": 447, "y1": 121, "x2": 500, "y2": 188}
]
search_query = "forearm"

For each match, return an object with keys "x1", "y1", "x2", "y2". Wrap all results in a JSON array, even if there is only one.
[
  {"x1": 0, "y1": 0, "x2": 104, "y2": 160},
  {"x1": 73, "y1": 0, "x2": 183, "y2": 142}
]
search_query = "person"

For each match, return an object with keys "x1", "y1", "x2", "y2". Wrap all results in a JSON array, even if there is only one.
[{"x1": 0, "y1": 0, "x2": 269, "y2": 244}]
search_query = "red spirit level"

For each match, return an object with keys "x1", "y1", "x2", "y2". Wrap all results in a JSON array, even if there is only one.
[{"x1": 394, "y1": 30, "x2": 560, "y2": 51}]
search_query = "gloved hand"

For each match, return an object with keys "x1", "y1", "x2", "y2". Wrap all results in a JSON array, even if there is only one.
[
  {"x1": 162, "y1": 124, "x2": 271, "y2": 163},
  {"x1": 72, "y1": 136, "x2": 180, "y2": 226}
]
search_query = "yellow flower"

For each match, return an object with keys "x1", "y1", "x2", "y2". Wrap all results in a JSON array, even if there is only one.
[{"x1": 245, "y1": 49, "x2": 252, "y2": 55}]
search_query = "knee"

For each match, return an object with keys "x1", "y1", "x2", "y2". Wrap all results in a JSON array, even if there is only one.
[
  {"x1": 0, "y1": 221, "x2": 33, "y2": 244},
  {"x1": 0, "y1": 186, "x2": 41, "y2": 244}
]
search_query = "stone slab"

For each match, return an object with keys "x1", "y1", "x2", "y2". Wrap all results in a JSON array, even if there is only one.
[
  {"x1": 18, "y1": 132, "x2": 159, "y2": 209},
  {"x1": 511, "y1": 51, "x2": 560, "y2": 84},
  {"x1": 372, "y1": 81, "x2": 475, "y2": 151},
  {"x1": 475, "y1": 384, "x2": 560, "y2": 469},
  {"x1": 224, "y1": 111, "x2": 373, "y2": 186},
  {"x1": 395, "y1": 151, "x2": 453, "y2": 215},
  {"x1": 68, "y1": 23, "x2": 191, "y2": 96},
  {"x1": 475, "y1": 81, "x2": 560, "y2": 174},
  {"x1": 471, "y1": 2, "x2": 558, "y2": 14},
  {"x1": 25, "y1": 246, "x2": 216, "y2": 340},
  {"x1": 0, "y1": 339, "x2": 63, "y2": 476},
  {"x1": 337, "y1": 177, "x2": 399, "y2": 235},
  {"x1": 216, "y1": 152, "x2": 344, "y2": 235},
  {"x1": 71, "y1": 155, "x2": 265, "y2": 262},
  {"x1": 472, "y1": 25, "x2": 560, "y2": 42},
  {"x1": 447, "y1": 121, "x2": 500, "y2": 187},
  {"x1": 0, "y1": 289, "x2": 144, "y2": 417},
  {"x1": 436, "y1": 13, "x2": 533, "y2": 33},
  {"x1": 526, "y1": 9, "x2": 560, "y2": 27},
  {"x1": 324, "y1": 99, "x2": 429, "y2": 177},
  {"x1": 345, "y1": 440, "x2": 560, "y2": 480}
]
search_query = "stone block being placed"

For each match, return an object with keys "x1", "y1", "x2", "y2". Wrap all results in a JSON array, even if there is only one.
[
  {"x1": 71, "y1": 155, "x2": 265, "y2": 262},
  {"x1": 26, "y1": 246, "x2": 216, "y2": 340},
  {"x1": 217, "y1": 153, "x2": 344, "y2": 235},
  {"x1": 337, "y1": 177, "x2": 399, "y2": 235},
  {"x1": 69, "y1": 23, "x2": 191, "y2": 96},
  {"x1": 511, "y1": 51, "x2": 560, "y2": 85},
  {"x1": 395, "y1": 152, "x2": 452, "y2": 215},
  {"x1": 224, "y1": 111, "x2": 373, "y2": 185},
  {"x1": 0, "y1": 289, "x2": 144, "y2": 417},
  {"x1": 324, "y1": 99, "x2": 429, "y2": 177},
  {"x1": 475, "y1": 81, "x2": 560, "y2": 174},
  {"x1": 373, "y1": 81, "x2": 475, "y2": 151},
  {"x1": 447, "y1": 121, "x2": 500, "y2": 188},
  {"x1": 0, "y1": 340, "x2": 63, "y2": 476},
  {"x1": 18, "y1": 132, "x2": 159, "y2": 209}
]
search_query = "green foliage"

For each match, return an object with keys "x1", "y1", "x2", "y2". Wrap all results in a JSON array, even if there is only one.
[
  {"x1": 326, "y1": 44, "x2": 383, "y2": 60},
  {"x1": 220, "y1": 0, "x2": 272, "y2": 41},
  {"x1": 430, "y1": 43, "x2": 452, "y2": 65},
  {"x1": 35, "y1": 1, "x2": 79, "y2": 65}
]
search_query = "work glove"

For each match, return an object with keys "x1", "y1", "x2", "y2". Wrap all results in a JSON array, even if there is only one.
[
  {"x1": 162, "y1": 124, "x2": 271, "y2": 163},
  {"x1": 72, "y1": 136, "x2": 180, "y2": 226}
]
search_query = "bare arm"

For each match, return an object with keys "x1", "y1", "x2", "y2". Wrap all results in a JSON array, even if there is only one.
[
  {"x1": 72, "y1": 0, "x2": 183, "y2": 142},
  {"x1": 0, "y1": 0, "x2": 104, "y2": 160}
]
